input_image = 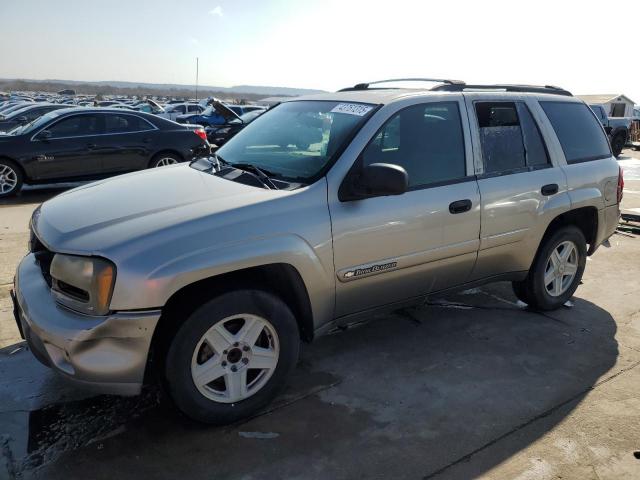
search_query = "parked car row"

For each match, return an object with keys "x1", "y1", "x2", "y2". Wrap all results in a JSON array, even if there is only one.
[
  {"x1": 0, "y1": 108, "x2": 208, "y2": 197},
  {"x1": 0, "y1": 91, "x2": 273, "y2": 197}
]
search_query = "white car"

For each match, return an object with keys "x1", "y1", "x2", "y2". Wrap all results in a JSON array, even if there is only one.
[{"x1": 158, "y1": 103, "x2": 204, "y2": 121}]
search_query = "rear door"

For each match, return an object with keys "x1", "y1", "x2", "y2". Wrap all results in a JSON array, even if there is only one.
[
  {"x1": 465, "y1": 95, "x2": 569, "y2": 280},
  {"x1": 30, "y1": 113, "x2": 105, "y2": 179},
  {"x1": 97, "y1": 113, "x2": 156, "y2": 173},
  {"x1": 329, "y1": 99, "x2": 481, "y2": 317}
]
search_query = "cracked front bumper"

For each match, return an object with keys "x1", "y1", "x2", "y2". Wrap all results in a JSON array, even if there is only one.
[{"x1": 13, "y1": 253, "x2": 161, "y2": 396}]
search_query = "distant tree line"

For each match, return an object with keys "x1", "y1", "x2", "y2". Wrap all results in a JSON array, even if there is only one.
[{"x1": 0, "y1": 79, "x2": 270, "y2": 103}]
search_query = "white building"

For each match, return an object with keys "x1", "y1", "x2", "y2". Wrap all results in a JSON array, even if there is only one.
[{"x1": 577, "y1": 94, "x2": 637, "y2": 118}]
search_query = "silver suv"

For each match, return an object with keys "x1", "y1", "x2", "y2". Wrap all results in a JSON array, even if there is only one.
[{"x1": 12, "y1": 79, "x2": 623, "y2": 424}]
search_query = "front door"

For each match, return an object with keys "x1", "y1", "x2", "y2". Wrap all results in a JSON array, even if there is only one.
[
  {"x1": 329, "y1": 99, "x2": 481, "y2": 317},
  {"x1": 30, "y1": 113, "x2": 104, "y2": 180}
]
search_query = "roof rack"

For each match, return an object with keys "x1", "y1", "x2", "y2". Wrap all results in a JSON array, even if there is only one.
[
  {"x1": 339, "y1": 78, "x2": 466, "y2": 92},
  {"x1": 430, "y1": 83, "x2": 572, "y2": 97}
]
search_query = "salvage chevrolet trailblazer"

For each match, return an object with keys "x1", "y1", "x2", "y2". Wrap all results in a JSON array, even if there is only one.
[{"x1": 12, "y1": 79, "x2": 623, "y2": 423}]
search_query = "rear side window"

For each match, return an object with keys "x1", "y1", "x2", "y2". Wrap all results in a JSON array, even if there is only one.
[
  {"x1": 540, "y1": 102, "x2": 611, "y2": 163},
  {"x1": 104, "y1": 114, "x2": 154, "y2": 134},
  {"x1": 475, "y1": 102, "x2": 549, "y2": 174},
  {"x1": 362, "y1": 101, "x2": 467, "y2": 188}
]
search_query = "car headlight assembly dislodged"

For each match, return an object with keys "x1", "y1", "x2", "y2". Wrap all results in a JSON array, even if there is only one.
[{"x1": 49, "y1": 254, "x2": 116, "y2": 316}]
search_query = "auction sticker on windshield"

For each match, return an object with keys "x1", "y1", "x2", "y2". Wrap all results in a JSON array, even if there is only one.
[{"x1": 330, "y1": 103, "x2": 374, "y2": 116}]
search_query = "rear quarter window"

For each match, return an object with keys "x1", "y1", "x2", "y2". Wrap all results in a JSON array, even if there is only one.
[{"x1": 540, "y1": 102, "x2": 611, "y2": 164}]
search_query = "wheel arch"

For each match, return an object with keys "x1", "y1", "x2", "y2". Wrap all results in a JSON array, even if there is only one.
[
  {"x1": 0, "y1": 156, "x2": 28, "y2": 182},
  {"x1": 537, "y1": 206, "x2": 598, "y2": 260},
  {"x1": 146, "y1": 262, "x2": 315, "y2": 382}
]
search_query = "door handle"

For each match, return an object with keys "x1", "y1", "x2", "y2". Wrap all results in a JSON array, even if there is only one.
[
  {"x1": 87, "y1": 143, "x2": 97, "y2": 150},
  {"x1": 541, "y1": 184, "x2": 559, "y2": 196},
  {"x1": 449, "y1": 199, "x2": 472, "y2": 214}
]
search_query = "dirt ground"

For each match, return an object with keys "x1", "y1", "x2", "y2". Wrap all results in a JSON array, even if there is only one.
[{"x1": 1, "y1": 152, "x2": 639, "y2": 479}]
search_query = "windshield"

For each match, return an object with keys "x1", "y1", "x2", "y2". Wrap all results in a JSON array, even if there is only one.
[
  {"x1": 216, "y1": 100, "x2": 376, "y2": 182},
  {"x1": 9, "y1": 109, "x2": 62, "y2": 135}
]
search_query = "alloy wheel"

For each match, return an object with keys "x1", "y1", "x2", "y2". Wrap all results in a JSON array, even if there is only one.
[
  {"x1": 155, "y1": 157, "x2": 178, "y2": 167},
  {"x1": 0, "y1": 164, "x2": 18, "y2": 194},
  {"x1": 190, "y1": 314, "x2": 280, "y2": 403},
  {"x1": 544, "y1": 240, "x2": 579, "y2": 297}
]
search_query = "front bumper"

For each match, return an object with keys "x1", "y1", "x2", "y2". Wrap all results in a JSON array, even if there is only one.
[{"x1": 13, "y1": 253, "x2": 161, "y2": 396}]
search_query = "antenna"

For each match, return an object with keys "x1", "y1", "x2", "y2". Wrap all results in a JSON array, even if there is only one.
[{"x1": 195, "y1": 57, "x2": 199, "y2": 102}]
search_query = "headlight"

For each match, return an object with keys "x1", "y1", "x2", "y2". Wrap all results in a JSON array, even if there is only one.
[{"x1": 50, "y1": 254, "x2": 116, "y2": 316}]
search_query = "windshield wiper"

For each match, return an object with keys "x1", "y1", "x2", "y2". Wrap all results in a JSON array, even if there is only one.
[{"x1": 227, "y1": 161, "x2": 279, "y2": 190}]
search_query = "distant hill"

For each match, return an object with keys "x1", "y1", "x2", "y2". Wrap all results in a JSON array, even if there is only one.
[{"x1": 1, "y1": 78, "x2": 325, "y2": 97}]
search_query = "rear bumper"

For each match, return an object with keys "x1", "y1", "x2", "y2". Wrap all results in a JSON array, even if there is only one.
[
  {"x1": 591, "y1": 204, "x2": 620, "y2": 253},
  {"x1": 14, "y1": 253, "x2": 161, "y2": 396}
]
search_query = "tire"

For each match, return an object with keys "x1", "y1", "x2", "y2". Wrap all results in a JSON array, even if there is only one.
[
  {"x1": 511, "y1": 280, "x2": 531, "y2": 305},
  {"x1": 611, "y1": 134, "x2": 625, "y2": 158},
  {"x1": 520, "y1": 226, "x2": 587, "y2": 311},
  {"x1": 149, "y1": 152, "x2": 181, "y2": 168},
  {"x1": 165, "y1": 290, "x2": 300, "y2": 424},
  {"x1": 0, "y1": 159, "x2": 23, "y2": 198}
]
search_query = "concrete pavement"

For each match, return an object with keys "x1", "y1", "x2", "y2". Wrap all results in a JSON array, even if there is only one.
[{"x1": 0, "y1": 154, "x2": 639, "y2": 479}]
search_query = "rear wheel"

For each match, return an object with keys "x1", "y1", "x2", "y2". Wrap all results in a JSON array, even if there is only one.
[
  {"x1": 165, "y1": 290, "x2": 300, "y2": 424},
  {"x1": 518, "y1": 226, "x2": 586, "y2": 310},
  {"x1": 611, "y1": 133, "x2": 625, "y2": 157},
  {"x1": 150, "y1": 153, "x2": 181, "y2": 168},
  {"x1": 0, "y1": 159, "x2": 23, "y2": 198}
]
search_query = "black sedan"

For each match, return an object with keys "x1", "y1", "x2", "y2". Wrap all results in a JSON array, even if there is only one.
[
  {"x1": 0, "y1": 108, "x2": 207, "y2": 197},
  {"x1": 0, "y1": 103, "x2": 68, "y2": 133}
]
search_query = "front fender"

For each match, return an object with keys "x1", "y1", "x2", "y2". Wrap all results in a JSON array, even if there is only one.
[{"x1": 109, "y1": 234, "x2": 335, "y2": 330}]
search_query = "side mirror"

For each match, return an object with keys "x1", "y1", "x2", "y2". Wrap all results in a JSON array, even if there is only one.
[
  {"x1": 341, "y1": 163, "x2": 408, "y2": 201},
  {"x1": 16, "y1": 116, "x2": 27, "y2": 123},
  {"x1": 36, "y1": 130, "x2": 52, "y2": 141}
]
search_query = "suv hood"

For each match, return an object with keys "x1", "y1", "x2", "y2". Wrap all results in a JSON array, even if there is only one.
[{"x1": 33, "y1": 164, "x2": 284, "y2": 254}]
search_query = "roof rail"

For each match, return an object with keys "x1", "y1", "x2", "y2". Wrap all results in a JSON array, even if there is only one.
[
  {"x1": 430, "y1": 83, "x2": 573, "y2": 96},
  {"x1": 338, "y1": 78, "x2": 466, "y2": 92}
]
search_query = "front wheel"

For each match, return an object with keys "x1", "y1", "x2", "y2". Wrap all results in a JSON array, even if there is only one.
[
  {"x1": 517, "y1": 226, "x2": 587, "y2": 311},
  {"x1": 165, "y1": 290, "x2": 300, "y2": 424},
  {"x1": 0, "y1": 159, "x2": 23, "y2": 198}
]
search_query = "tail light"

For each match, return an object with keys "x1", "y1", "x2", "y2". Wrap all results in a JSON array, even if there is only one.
[
  {"x1": 194, "y1": 128, "x2": 207, "y2": 142},
  {"x1": 617, "y1": 166, "x2": 624, "y2": 204}
]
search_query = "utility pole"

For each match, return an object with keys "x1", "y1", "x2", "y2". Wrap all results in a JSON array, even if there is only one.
[{"x1": 195, "y1": 57, "x2": 199, "y2": 102}]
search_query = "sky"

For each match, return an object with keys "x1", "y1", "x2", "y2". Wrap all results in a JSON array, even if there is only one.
[{"x1": 1, "y1": 0, "x2": 639, "y2": 102}]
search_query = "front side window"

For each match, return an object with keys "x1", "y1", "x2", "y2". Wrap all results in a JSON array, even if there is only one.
[
  {"x1": 540, "y1": 102, "x2": 611, "y2": 163},
  {"x1": 216, "y1": 100, "x2": 375, "y2": 182},
  {"x1": 47, "y1": 115, "x2": 102, "y2": 138},
  {"x1": 475, "y1": 101, "x2": 549, "y2": 174},
  {"x1": 361, "y1": 102, "x2": 467, "y2": 188}
]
